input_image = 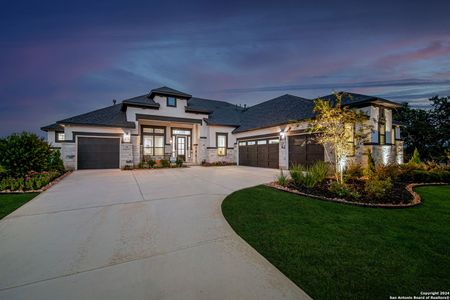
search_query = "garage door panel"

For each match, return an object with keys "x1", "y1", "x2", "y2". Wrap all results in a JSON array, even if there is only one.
[
  {"x1": 289, "y1": 135, "x2": 324, "y2": 167},
  {"x1": 239, "y1": 139, "x2": 279, "y2": 169},
  {"x1": 78, "y1": 137, "x2": 120, "y2": 169}
]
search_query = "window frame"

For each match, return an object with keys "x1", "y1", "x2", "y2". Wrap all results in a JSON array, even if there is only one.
[
  {"x1": 216, "y1": 132, "x2": 228, "y2": 156},
  {"x1": 55, "y1": 131, "x2": 65, "y2": 142},
  {"x1": 166, "y1": 96, "x2": 177, "y2": 107},
  {"x1": 141, "y1": 125, "x2": 166, "y2": 156},
  {"x1": 379, "y1": 121, "x2": 386, "y2": 145}
]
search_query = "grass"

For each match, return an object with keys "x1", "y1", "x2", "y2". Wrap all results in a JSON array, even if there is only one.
[
  {"x1": 222, "y1": 185, "x2": 450, "y2": 300},
  {"x1": 0, "y1": 193, "x2": 39, "y2": 219}
]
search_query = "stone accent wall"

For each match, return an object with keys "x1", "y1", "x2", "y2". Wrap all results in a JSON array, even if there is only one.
[
  {"x1": 131, "y1": 136, "x2": 141, "y2": 166},
  {"x1": 61, "y1": 143, "x2": 76, "y2": 170},
  {"x1": 206, "y1": 148, "x2": 236, "y2": 163},
  {"x1": 120, "y1": 143, "x2": 133, "y2": 168}
]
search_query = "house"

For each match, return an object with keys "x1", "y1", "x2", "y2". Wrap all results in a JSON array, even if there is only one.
[{"x1": 41, "y1": 86, "x2": 404, "y2": 170}]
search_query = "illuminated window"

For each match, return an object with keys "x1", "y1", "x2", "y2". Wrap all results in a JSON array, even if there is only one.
[
  {"x1": 239, "y1": 141, "x2": 246, "y2": 146},
  {"x1": 142, "y1": 126, "x2": 165, "y2": 156},
  {"x1": 257, "y1": 140, "x2": 267, "y2": 145},
  {"x1": 268, "y1": 139, "x2": 279, "y2": 144},
  {"x1": 346, "y1": 124, "x2": 355, "y2": 156},
  {"x1": 217, "y1": 133, "x2": 227, "y2": 156},
  {"x1": 379, "y1": 122, "x2": 386, "y2": 145},
  {"x1": 55, "y1": 131, "x2": 65, "y2": 142}
]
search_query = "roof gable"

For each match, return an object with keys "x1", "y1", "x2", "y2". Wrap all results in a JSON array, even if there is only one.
[{"x1": 149, "y1": 86, "x2": 192, "y2": 99}]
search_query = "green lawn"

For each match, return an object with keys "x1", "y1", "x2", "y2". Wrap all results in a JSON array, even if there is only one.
[
  {"x1": 222, "y1": 185, "x2": 450, "y2": 300},
  {"x1": 0, "y1": 193, "x2": 39, "y2": 219}
]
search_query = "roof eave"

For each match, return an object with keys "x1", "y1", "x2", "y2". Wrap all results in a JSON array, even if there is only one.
[{"x1": 56, "y1": 121, "x2": 136, "y2": 129}]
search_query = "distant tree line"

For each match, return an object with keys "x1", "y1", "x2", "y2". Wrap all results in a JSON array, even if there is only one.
[{"x1": 394, "y1": 96, "x2": 449, "y2": 162}]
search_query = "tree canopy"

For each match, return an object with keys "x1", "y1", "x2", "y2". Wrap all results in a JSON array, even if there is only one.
[{"x1": 393, "y1": 96, "x2": 449, "y2": 162}]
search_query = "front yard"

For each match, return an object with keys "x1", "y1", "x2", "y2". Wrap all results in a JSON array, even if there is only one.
[
  {"x1": 0, "y1": 193, "x2": 39, "y2": 219},
  {"x1": 222, "y1": 185, "x2": 450, "y2": 299}
]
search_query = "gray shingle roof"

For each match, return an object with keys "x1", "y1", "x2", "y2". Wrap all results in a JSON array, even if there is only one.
[
  {"x1": 233, "y1": 94, "x2": 315, "y2": 133},
  {"x1": 122, "y1": 94, "x2": 160, "y2": 108},
  {"x1": 319, "y1": 92, "x2": 400, "y2": 107},
  {"x1": 41, "y1": 123, "x2": 64, "y2": 132},
  {"x1": 57, "y1": 104, "x2": 135, "y2": 128},
  {"x1": 186, "y1": 97, "x2": 236, "y2": 113},
  {"x1": 206, "y1": 105, "x2": 245, "y2": 126},
  {"x1": 149, "y1": 86, "x2": 192, "y2": 99}
]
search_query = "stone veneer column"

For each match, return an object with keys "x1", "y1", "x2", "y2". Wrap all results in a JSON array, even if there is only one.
[{"x1": 120, "y1": 143, "x2": 133, "y2": 168}]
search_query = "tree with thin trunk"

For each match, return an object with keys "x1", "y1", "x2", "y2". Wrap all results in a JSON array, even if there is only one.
[{"x1": 309, "y1": 92, "x2": 371, "y2": 184}]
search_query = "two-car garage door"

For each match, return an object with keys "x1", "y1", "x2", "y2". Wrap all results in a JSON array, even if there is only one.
[
  {"x1": 77, "y1": 137, "x2": 120, "y2": 169},
  {"x1": 238, "y1": 138, "x2": 279, "y2": 169}
]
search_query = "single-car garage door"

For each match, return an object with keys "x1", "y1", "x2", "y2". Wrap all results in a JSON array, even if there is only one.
[
  {"x1": 78, "y1": 137, "x2": 120, "y2": 169},
  {"x1": 238, "y1": 138, "x2": 279, "y2": 168},
  {"x1": 288, "y1": 135, "x2": 324, "y2": 167}
]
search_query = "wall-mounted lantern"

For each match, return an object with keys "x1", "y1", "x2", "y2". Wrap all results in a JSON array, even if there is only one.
[{"x1": 123, "y1": 131, "x2": 131, "y2": 143}]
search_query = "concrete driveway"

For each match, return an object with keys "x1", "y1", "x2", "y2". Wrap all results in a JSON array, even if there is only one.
[{"x1": 0, "y1": 166, "x2": 310, "y2": 300}]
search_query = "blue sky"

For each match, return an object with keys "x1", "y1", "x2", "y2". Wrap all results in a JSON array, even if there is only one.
[{"x1": 1, "y1": 0, "x2": 449, "y2": 136}]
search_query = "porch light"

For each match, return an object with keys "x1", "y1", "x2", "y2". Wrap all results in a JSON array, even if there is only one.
[
  {"x1": 123, "y1": 131, "x2": 131, "y2": 143},
  {"x1": 280, "y1": 131, "x2": 286, "y2": 139}
]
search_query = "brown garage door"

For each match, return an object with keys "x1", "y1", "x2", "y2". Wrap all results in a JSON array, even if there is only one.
[
  {"x1": 78, "y1": 137, "x2": 120, "y2": 169},
  {"x1": 288, "y1": 135, "x2": 324, "y2": 167},
  {"x1": 238, "y1": 138, "x2": 279, "y2": 169}
]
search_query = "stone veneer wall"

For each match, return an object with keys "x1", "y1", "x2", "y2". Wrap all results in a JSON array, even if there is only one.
[
  {"x1": 61, "y1": 143, "x2": 76, "y2": 170},
  {"x1": 206, "y1": 148, "x2": 236, "y2": 163},
  {"x1": 120, "y1": 143, "x2": 133, "y2": 168}
]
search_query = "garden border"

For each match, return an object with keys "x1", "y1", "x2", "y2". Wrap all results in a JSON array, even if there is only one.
[
  {"x1": 266, "y1": 182, "x2": 448, "y2": 208},
  {"x1": 0, "y1": 171, "x2": 72, "y2": 194}
]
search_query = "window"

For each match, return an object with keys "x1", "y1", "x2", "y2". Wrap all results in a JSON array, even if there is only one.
[
  {"x1": 172, "y1": 129, "x2": 191, "y2": 135},
  {"x1": 247, "y1": 141, "x2": 256, "y2": 145},
  {"x1": 268, "y1": 139, "x2": 279, "y2": 144},
  {"x1": 167, "y1": 96, "x2": 176, "y2": 107},
  {"x1": 142, "y1": 126, "x2": 165, "y2": 156},
  {"x1": 55, "y1": 131, "x2": 65, "y2": 142},
  {"x1": 239, "y1": 141, "x2": 246, "y2": 146},
  {"x1": 346, "y1": 124, "x2": 355, "y2": 156},
  {"x1": 217, "y1": 133, "x2": 227, "y2": 156},
  {"x1": 379, "y1": 122, "x2": 386, "y2": 145},
  {"x1": 257, "y1": 140, "x2": 267, "y2": 145}
]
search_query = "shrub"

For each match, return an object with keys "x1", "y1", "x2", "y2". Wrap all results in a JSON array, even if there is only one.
[
  {"x1": 329, "y1": 181, "x2": 360, "y2": 198},
  {"x1": 363, "y1": 149, "x2": 376, "y2": 177},
  {"x1": 147, "y1": 159, "x2": 156, "y2": 168},
  {"x1": 345, "y1": 164, "x2": 363, "y2": 180},
  {"x1": 374, "y1": 164, "x2": 400, "y2": 182},
  {"x1": 289, "y1": 164, "x2": 305, "y2": 186},
  {"x1": 160, "y1": 159, "x2": 170, "y2": 168},
  {"x1": 289, "y1": 161, "x2": 328, "y2": 188},
  {"x1": 0, "y1": 132, "x2": 52, "y2": 177},
  {"x1": 400, "y1": 169, "x2": 450, "y2": 183},
  {"x1": 409, "y1": 148, "x2": 421, "y2": 164},
  {"x1": 0, "y1": 171, "x2": 59, "y2": 191},
  {"x1": 276, "y1": 170, "x2": 289, "y2": 187},
  {"x1": 0, "y1": 165, "x2": 6, "y2": 179},
  {"x1": 364, "y1": 177, "x2": 393, "y2": 199},
  {"x1": 175, "y1": 157, "x2": 183, "y2": 168},
  {"x1": 48, "y1": 149, "x2": 65, "y2": 173}
]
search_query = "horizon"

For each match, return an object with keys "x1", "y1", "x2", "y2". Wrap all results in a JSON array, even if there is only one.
[{"x1": 1, "y1": 0, "x2": 449, "y2": 137}]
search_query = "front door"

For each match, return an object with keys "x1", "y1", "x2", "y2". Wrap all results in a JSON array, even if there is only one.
[{"x1": 176, "y1": 136, "x2": 186, "y2": 161}]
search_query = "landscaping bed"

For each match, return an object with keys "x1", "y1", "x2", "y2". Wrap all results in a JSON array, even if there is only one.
[{"x1": 286, "y1": 179, "x2": 412, "y2": 204}]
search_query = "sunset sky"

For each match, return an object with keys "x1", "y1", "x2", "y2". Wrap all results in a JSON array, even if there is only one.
[{"x1": 1, "y1": 0, "x2": 449, "y2": 136}]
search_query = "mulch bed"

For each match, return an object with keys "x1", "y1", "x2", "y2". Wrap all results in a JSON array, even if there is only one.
[
  {"x1": 286, "y1": 179, "x2": 411, "y2": 205},
  {"x1": 266, "y1": 181, "x2": 447, "y2": 208}
]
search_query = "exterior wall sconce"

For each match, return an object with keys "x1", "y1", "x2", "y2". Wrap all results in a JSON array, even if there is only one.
[{"x1": 123, "y1": 131, "x2": 131, "y2": 143}]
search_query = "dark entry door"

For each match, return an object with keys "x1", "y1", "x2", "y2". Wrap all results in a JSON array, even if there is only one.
[
  {"x1": 78, "y1": 137, "x2": 120, "y2": 169},
  {"x1": 288, "y1": 135, "x2": 324, "y2": 167}
]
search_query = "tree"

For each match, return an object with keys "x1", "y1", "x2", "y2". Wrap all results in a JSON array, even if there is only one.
[
  {"x1": 309, "y1": 92, "x2": 371, "y2": 183},
  {"x1": 0, "y1": 132, "x2": 52, "y2": 177},
  {"x1": 393, "y1": 96, "x2": 449, "y2": 162},
  {"x1": 409, "y1": 148, "x2": 421, "y2": 164}
]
